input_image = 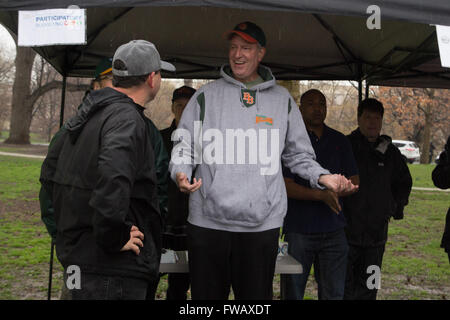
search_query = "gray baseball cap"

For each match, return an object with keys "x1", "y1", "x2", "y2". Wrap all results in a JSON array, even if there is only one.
[{"x1": 112, "y1": 40, "x2": 175, "y2": 76}]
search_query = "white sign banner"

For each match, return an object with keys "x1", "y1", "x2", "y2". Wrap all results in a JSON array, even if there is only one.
[
  {"x1": 18, "y1": 8, "x2": 86, "y2": 46},
  {"x1": 436, "y1": 25, "x2": 450, "y2": 68}
]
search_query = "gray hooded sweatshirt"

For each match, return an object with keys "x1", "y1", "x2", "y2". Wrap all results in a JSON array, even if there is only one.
[{"x1": 169, "y1": 65, "x2": 330, "y2": 232}]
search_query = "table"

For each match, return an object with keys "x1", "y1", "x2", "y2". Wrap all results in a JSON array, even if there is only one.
[{"x1": 159, "y1": 250, "x2": 303, "y2": 274}]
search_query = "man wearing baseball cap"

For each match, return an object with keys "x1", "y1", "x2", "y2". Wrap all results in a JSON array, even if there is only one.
[
  {"x1": 41, "y1": 40, "x2": 175, "y2": 300},
  {"x1": 169, "y1": 22, "x2": 357, "y2": 299},
  {"x1": 91, "y1": 57, "x2": 113, "y2": 90},
  {"x1": 92, "y1": 56, "x2": 171, "y2": 258}
]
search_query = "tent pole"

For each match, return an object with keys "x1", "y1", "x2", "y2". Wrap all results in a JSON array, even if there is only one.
[
  {"x1": 59, "y1": 76, "x2": 67, "y2": 128},
  {"x1": 358, "y1": 79, "x2": 362, "y2": 105},
  {"x1": 357, "y1": 63, "x2": 363, "y2": 105},
  {"x1": 47, "y1": 75, "x2": 67, "y2": 300},
  {"x1": 47, "y1": 239, "x2": 54, "y2": 300}
]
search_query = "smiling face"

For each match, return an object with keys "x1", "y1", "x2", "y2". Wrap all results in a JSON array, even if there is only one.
[
  {"x1": 228, "y1": 35, "x2": 266, "y2": 83},
  {"x1": 358, "y1": 109, "x2": 383, "y2": 142}
]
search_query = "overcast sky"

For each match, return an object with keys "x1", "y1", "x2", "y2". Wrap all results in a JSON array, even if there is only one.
[{"x1": 0, "y1": 24, "x2": 16, "y2": 59}]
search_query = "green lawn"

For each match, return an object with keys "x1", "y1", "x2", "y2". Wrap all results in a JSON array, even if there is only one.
[
  {"x1": 407, "y1": 163, "x2": 439, "y2": 188},
  {"x1": 0, "y1": 155, "x2": 448, "y2": 299}
]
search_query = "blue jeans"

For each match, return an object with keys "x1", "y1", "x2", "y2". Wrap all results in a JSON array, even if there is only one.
[
  {"x1": 281, "y1": 229, "x2": 349, "y2": 300},
  {"x1": 69, "y1": 272, "x2": 149, "y2": 300}
]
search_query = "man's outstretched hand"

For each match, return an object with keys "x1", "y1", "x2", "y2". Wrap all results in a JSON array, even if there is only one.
[{"x1": 176, "y1": 172, "x2": 202, "y2": 194}]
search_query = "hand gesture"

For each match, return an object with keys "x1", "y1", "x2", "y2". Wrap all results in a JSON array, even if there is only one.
[{"x1": 176, "y1": 172, "x2": 202, "y2": 194}]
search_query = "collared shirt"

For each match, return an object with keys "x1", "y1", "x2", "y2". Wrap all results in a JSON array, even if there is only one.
[{"x1": 283, "y1": 125, "x2": 358, "y2": 234}]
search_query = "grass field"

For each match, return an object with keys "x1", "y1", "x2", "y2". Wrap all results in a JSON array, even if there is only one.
[{"x1": 0, "y1": 155, "x2": 448, "y2": 300}]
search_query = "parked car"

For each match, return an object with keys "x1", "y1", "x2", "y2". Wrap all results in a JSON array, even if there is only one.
[{"x1": 392, "y1": 140, "x2": 421, "y2": 163}]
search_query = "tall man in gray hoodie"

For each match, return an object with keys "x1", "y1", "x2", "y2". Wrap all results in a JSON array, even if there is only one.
[{"x1": 169, "y1": 21, "x2": 357, "y2": 300}]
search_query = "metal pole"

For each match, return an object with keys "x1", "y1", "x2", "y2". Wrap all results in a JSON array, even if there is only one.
[
  {"x1": 47, "y1": 75, "x2": 67, "y2": 300},
  {"x1": 357, "y1": 63, "x2": 363, "y2": 105},
  {"x1": 358, "y1": 78, "x2": 363, "y2": 105},
  {"x1": 47, "y1": 239, "x2": 55, "y2": 300},
  {"x1": 365, "y1": 81, "x2": 370, "y2": 98},
  {"x1": 59, "y1": 76, "x2": 67, "y2": 128}
]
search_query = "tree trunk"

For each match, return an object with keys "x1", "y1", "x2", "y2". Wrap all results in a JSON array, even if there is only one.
[
  {"x1": 419, "y1": 88, "x2": 435, "y2": 164},
  {"x1": 420, "y1": 103, "x2": 432, "y2": 164},
  {"x1": 5, "y1": 45, "x2": 89, "y2": 144},
  {"x1": 4, "y1": 46, "x2": 36, "y2": 144}
]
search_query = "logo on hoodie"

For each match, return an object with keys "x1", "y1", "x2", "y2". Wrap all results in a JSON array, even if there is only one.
[
  {"x1": 241, "y1": 89, "x2": 256, "y2": 107},
  {"x1": 256, "y1": 114, "x2": 273, "y2": 125}
]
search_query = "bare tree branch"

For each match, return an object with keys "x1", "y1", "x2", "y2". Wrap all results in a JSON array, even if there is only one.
[{"x1": 27, "y1": 80, "x2": 89, "y2": 109}]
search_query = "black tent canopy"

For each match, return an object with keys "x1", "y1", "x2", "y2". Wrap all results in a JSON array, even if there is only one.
[{"x1": 0, "y1": 0, "x2": 449, "y2": 88}]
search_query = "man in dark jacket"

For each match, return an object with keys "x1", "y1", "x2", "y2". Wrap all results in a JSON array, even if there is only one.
[
  {"x1": 160, "y1": 85, "x2": 196, "y2": 300},
  {"x1": 432, "y1": 136, "x2": 450, "y2": 263},
  {"x1": 40, "y1": 40, "x2": 175, "y2": 300},
  {"x1": 343, "y1": 98, "x2": 412, "y2": 300},
  {"x1": 280, "y1": 89, "x2": 359, "y2": 300},
  {"x1": 40, "y1": 58, "x2": 168, "y2": 241}
]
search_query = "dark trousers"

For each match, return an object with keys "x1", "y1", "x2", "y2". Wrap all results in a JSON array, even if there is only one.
[
  {"x1": 167, "y1": 273, "x2": 191, "y2": 300},
  {"x1": 186, "y1": 223, "x2": 279, "y2": 300},
  {"x1": 69, "y1": 272, "x2": 149, "y2": 300},
  {"x1": 280, "y1": 229, "x2": 349, "y2": 300},
  {"x1": 344, "y1": 245, "x2": 385, "y2": 300},
  {"x1": 145, "y1": 278, "x2": 159, "y2": 300},
  {"x1": 145, "y1": 272, "x2": 190, "y2": 300}
]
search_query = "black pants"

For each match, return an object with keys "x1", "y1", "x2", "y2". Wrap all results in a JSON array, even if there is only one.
[
  {"x1": 344, "y1": 245, "x2": 385, "y2": 300},
  {"x1": 69, "y1": 272, "x2": 149, "y2": 300},
  {"x1": 146, "y1": 274, "x2": 190, "y2": 300},
  {"x1": 167, "y1": 273, "x2": 191, "y2": 300},
  {"x1": 187, "y1": 223, "x2": 279, "y2": 300}
]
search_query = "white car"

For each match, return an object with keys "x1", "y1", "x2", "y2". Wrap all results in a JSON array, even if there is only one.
[{"x1": 392, "y1": 140, "x2": 421, "y2": 164}]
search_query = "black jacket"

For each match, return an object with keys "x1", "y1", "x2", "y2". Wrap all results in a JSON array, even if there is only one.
[
  {"x1": 432, "y1": 137, "x2": 450, "y2": 252},
  {"x1": 343, "y1": 129, "x2": 412, "y2": 247},
  {"x1": 39, "y1": 97, "x2": 168, "y2": 242},
  {"x1": 160, "y1": 120, "x2": 190, "y2": 250},
  {"x1": 40, "y1": 87, "x2": 161, "y2": 281}
]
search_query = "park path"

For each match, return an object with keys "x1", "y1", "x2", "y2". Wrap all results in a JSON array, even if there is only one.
[
  {"x1": 411, "y1": 187, "x2": 450, "y2": 193},
  {"x1": 0, "y1": 151, "x2": 45, "y2": 159}
]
